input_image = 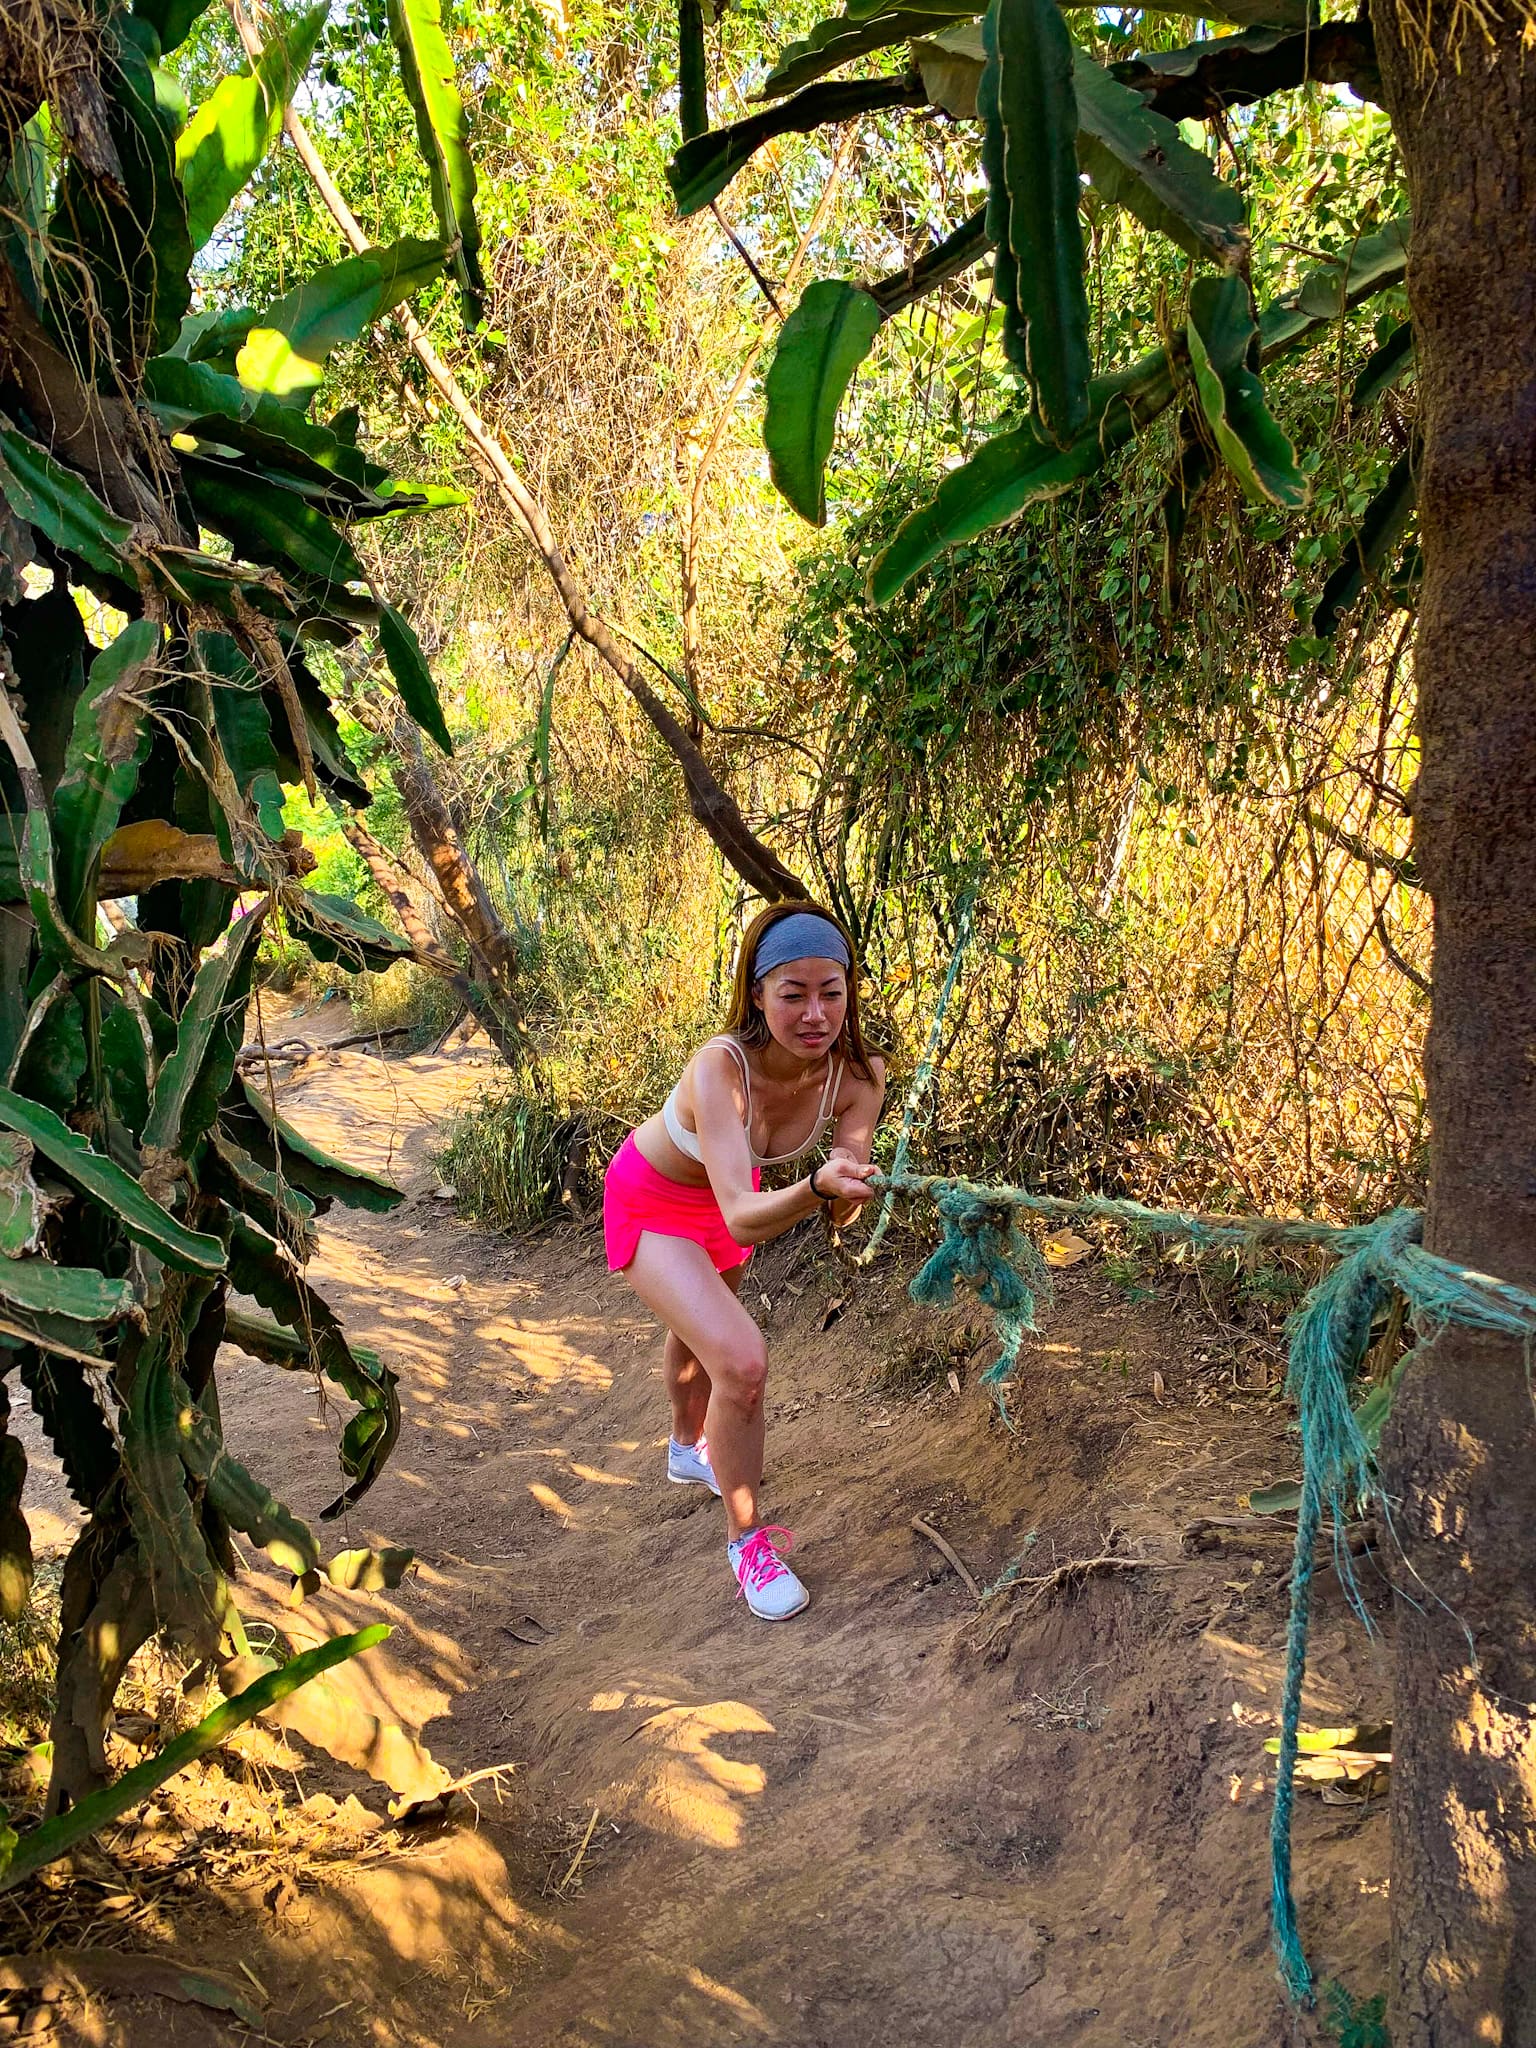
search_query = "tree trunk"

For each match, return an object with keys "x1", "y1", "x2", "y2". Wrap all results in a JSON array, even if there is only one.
[
  {"x1": 1373, "y1": 15, "x2": 1536, "y2": 2042},
  {"x1": 386, "y1": 715, "x2": 516, "y2": 978},
  {"x1": 341, "y1": 809, "x2": 526, "y2": 1065},
  {"x1": 340, "y1": 814, "x2": 445, "y2": 958}
]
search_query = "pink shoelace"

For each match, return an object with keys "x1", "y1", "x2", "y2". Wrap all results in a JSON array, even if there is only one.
[{"x1": 733, "y1": 1525, "x2": 795, "y2": 1595}]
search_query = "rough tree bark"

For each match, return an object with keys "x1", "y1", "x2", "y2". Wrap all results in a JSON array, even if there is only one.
[
  {"x1": 1373, "y1": 8, "x2": 1536, "y2": 2041},
  {"x1": 338, "y1": 812, "x2": 517, "y2": 1058}
]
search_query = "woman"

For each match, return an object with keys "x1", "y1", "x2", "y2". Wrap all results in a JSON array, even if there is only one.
[{"x1": 603, "y1": 903, "x2": 886, "y2": 1620}]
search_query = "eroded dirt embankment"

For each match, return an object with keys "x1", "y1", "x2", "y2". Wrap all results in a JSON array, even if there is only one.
[{"x1": 10, "y1": 1020, "x2": 1392, "y2": 2047}]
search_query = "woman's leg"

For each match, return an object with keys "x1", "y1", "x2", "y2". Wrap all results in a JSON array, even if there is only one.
[
  {"x1": 663, "y1": 1260, "x2": 746, "y2": 1445},
  {"x1": 622, "y1": 1234, "x2": 766, "y2": 1541}
]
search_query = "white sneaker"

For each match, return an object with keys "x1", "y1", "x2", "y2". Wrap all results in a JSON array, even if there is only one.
[
  {"x1": 729, "y1": 1526, "x2": 809, "y2": 1621},
  {"x1": 668, "y1": 1436, "x2": 721, "y2": 1496}
]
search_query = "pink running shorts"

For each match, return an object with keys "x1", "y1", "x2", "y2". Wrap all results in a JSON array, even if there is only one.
[{"x1": 603, "y1": 1132, "x2": 759, "y2": 1274}]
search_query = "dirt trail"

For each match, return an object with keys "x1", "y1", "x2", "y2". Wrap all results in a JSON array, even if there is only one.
[{"x1": 15, "y1": 1025, "x2": 1394, "y2": 2046}]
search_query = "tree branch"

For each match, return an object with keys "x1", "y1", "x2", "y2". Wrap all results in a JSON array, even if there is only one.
[
  {"x1": 1109, "y1": 18, "x2": 1381, "y2": 122},
  {"x1": 867, "y1": 208, "x2": 990, "y2": 317},
  {"x1": 1304, "y1": 808, "x2": 1421, "y2": 887}
]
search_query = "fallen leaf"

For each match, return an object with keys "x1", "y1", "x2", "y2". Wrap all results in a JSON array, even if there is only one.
[
  {"x1": 0, "y1": 1952, "x2": 262, "y2": 2028},
  {"x1": 947, "y1": 1370, "x2": 961, "y2": 1396},
  {"x1": 1042, "y1": 1228, "x2": 1092, "y2": 1269},
  {"x1": 1151, "y1": 1370, "x2": 1166, "y2": 1402}
]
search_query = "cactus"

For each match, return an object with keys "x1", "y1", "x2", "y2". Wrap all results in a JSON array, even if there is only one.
[{"x1": 0, "y1": 0, "x2": 476, "y2": 1814}]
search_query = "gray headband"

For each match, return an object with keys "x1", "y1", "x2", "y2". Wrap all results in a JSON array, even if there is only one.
[{"x1": 751, "y1": 913, "x2": 852, "y2": 979}]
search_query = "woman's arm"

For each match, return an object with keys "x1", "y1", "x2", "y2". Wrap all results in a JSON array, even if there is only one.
[
  {"x1": 691, "y1": 1048, "x2": 878, "y2": 1245},
  {"x1": 823, "y1": 1054, "x2": 887, "y2": 1227}
]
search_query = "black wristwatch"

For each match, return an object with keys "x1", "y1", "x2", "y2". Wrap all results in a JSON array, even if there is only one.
[{"x1": 808, "y1": 1162, "x2": 833, "y2": 1204}]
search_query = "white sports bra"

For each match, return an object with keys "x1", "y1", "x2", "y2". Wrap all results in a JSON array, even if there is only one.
[{"x1": 663, "y1": 1036, "x2": 843, "y2": 1169}]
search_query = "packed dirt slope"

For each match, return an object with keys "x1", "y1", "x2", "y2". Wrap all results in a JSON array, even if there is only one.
[{"x1": 12, "y1": 1014, "x2": 1393, "y2": 2046}]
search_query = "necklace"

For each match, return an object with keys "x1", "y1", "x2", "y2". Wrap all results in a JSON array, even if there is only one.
[{"x1": 756, "y1": 1048, "x2": 830, "y2": 1094}]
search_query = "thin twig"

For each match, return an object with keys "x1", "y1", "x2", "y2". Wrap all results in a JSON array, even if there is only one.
[
  {"x1": 557, "y1": 1806, "x2": 601, "y2": 1895},
  {"x1": 709, "y1": 202, "x2": 782, "y2": 316},
  {"x1": 910, "y1": 1514, "x2": 982, "y2": 1600}
]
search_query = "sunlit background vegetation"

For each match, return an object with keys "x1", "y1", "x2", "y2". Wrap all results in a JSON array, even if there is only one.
[{"x1": 200, "y1": 0, "x2": 1423, "y2": 1228}]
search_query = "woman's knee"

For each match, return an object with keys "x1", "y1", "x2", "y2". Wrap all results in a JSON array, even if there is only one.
[{"x1": 705, "y1": 1327, "x2": 768, "y2": 1406}]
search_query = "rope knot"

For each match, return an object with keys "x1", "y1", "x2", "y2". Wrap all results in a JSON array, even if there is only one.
[{"x1": 907, "y1": 1180, "x2": 1052, "y2": 1403}]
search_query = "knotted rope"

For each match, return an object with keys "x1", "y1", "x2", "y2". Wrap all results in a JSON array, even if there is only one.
[{"x1": 869, "y1": 1169, "x2": 1536, "y2": 2001}]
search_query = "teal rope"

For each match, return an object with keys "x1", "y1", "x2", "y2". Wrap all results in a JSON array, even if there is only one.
[
  {"x1": 860, "y1": 892, "x2": 977, "y2": 1266},
  {"x1": 872, "y1": 1171, "x2": 1536, "y2": 2001}
]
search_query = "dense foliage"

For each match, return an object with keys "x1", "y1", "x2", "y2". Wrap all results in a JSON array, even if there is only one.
[
  {"x1": 174, "y1": 0, "x2": 1428, "y2": 1227},
  {"x1": 0, "y1": 0, "x2": 481, "y2": 1826}
]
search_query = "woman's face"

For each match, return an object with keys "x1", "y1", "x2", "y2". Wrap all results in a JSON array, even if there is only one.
[{"x1": 754, "y1": 957, "x2": 848, "y2": 1062}]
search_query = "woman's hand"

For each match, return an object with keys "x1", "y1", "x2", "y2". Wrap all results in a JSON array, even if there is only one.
[{"x1": 814, "y1": 1149, "x2": 880, "y2": 1206}]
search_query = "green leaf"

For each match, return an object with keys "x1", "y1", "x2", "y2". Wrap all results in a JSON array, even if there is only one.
[
  {"x1": 176, "y1": 1399, "x2": 319, "y2": 1576},
  {"x1": 764, "y1": 282, "x2": 885, "y2": 525},
  {"x1": 320, "y1": 1546, "x2": 414, "y2": 1592},
  {"x1": 221, "y1": 1076, "x2": 405, "y2": 1213},
  {"x1": 1313, "y1": 444, "x2": 1418, "y2": 637},
  {"x1": 1187, "y1": 274, "x2": 1307, "y2": 509},
  {"x1": 122, "y1": 1340, "x2": 225, "y2": 1656},
  {"x1": 909, "y1": 16, "x2": 991, "y2": 115},
  {"x1": 869, "y1": 349, "x2": 1178, "y2": 600},
  {"x1": 0, "y1": 1259, "x2": 137, "y2": 1327},
  {"x1": 133, "y1": 0, "x2": 217, "y2": 57},
  {"x1": 1158, "y1": 420, "x2": 1215, "y2": 610},
  {"x1": 183, "y1": 462, "x2": 365, "y2": 588},
  {"x1": 13, "y1": 986, "x2": 87, "y2": 1121},
  {"x1": 0, "y1": 113, "x2": 50, "y2": 314},
  {"x1": 52, "y1": 620, "x2": 161, "y2": 935},
  {"x1": 177, "y1": 3, "x2": 330, "y2": 251},
  {"x1": 101, "y1": 995, "x2": 164, "y2": 1141},
  {"x1": 199, "y1": 632, "x2": 289, "y2": 838},
  {"x1": 225, "y1": 1220, "x2": 400, "y2": 1511},
  {"x1": 980, "y1": 0, "x2": 1092, "y2": 440},
  {"x1": 285, "y1": 653, "x2": 373, "y2": 808},
  {"x1": 679, "y1": 0, "x2": 709, "y2": 138},
  {"x1": 762, "y1": 6, "x2": 977, "y2": 99},
  {"x1": 0, "y1": 1411, "x2": 30, "y2": 1623},
  {"x1": 0, "y1": 1626, "x2": 390, "y2": 1892},
  {"x1": 283, "y1": 890, "x2": 416, "y2": 972},
  {"x1": 1259, "y1": 215, "x2": 1410, "y2": 360},
  {"x1": 667, "y1": 74, "x2": 924, "y2": 216},
  {"x1": 0, "y1": 429, "x2": 133, "y2": 581},
  {"x1": 1072, "y1": 50, "x2": 1248, "y2": 268},
  {"x1": 1248, "y1": 1479, "x2": 1302, "y2": 1515},
  {"x1": 204, "y1": 1129, "x2": 316, "y2": 1243},
  {"x1": 234, "y1": 239, "x2": 448, "y2": 404},
  {"x1": 18, "y1": 1352, "x2": 118, "y2": 1510},
  {"x1": 171, "y1": 301, "x2": 260, "y2": 365},
  {"x1": 146, "y1": 355, "x2": 413, "y2": 518},
  {"x1": 1351, "y1": 321, "x2": 1414, "y2": 413},
  {"x1": 0, "y1": 1134, "x2": 54, "y2": 1258},
  {"x1": 385, "y1": 0, "x2": 484, "y2": 320},
  {"x1": 378, "y1": 606, "x2": 453, "y2": 755},
  {"x1": 48, "y1": 18, "x2": 193, "y2": 369},
  {"x1": 144, "y1": 904, "x2": 267, "y2": 1155},
  {"x1": 0, "y1": 1085, "x2": 225, "y2": 1275}
]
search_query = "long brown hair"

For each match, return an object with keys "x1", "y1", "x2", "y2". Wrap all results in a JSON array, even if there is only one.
[{"x1": 721, "y1": 901, "x2": 879, "y2": 1084}]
